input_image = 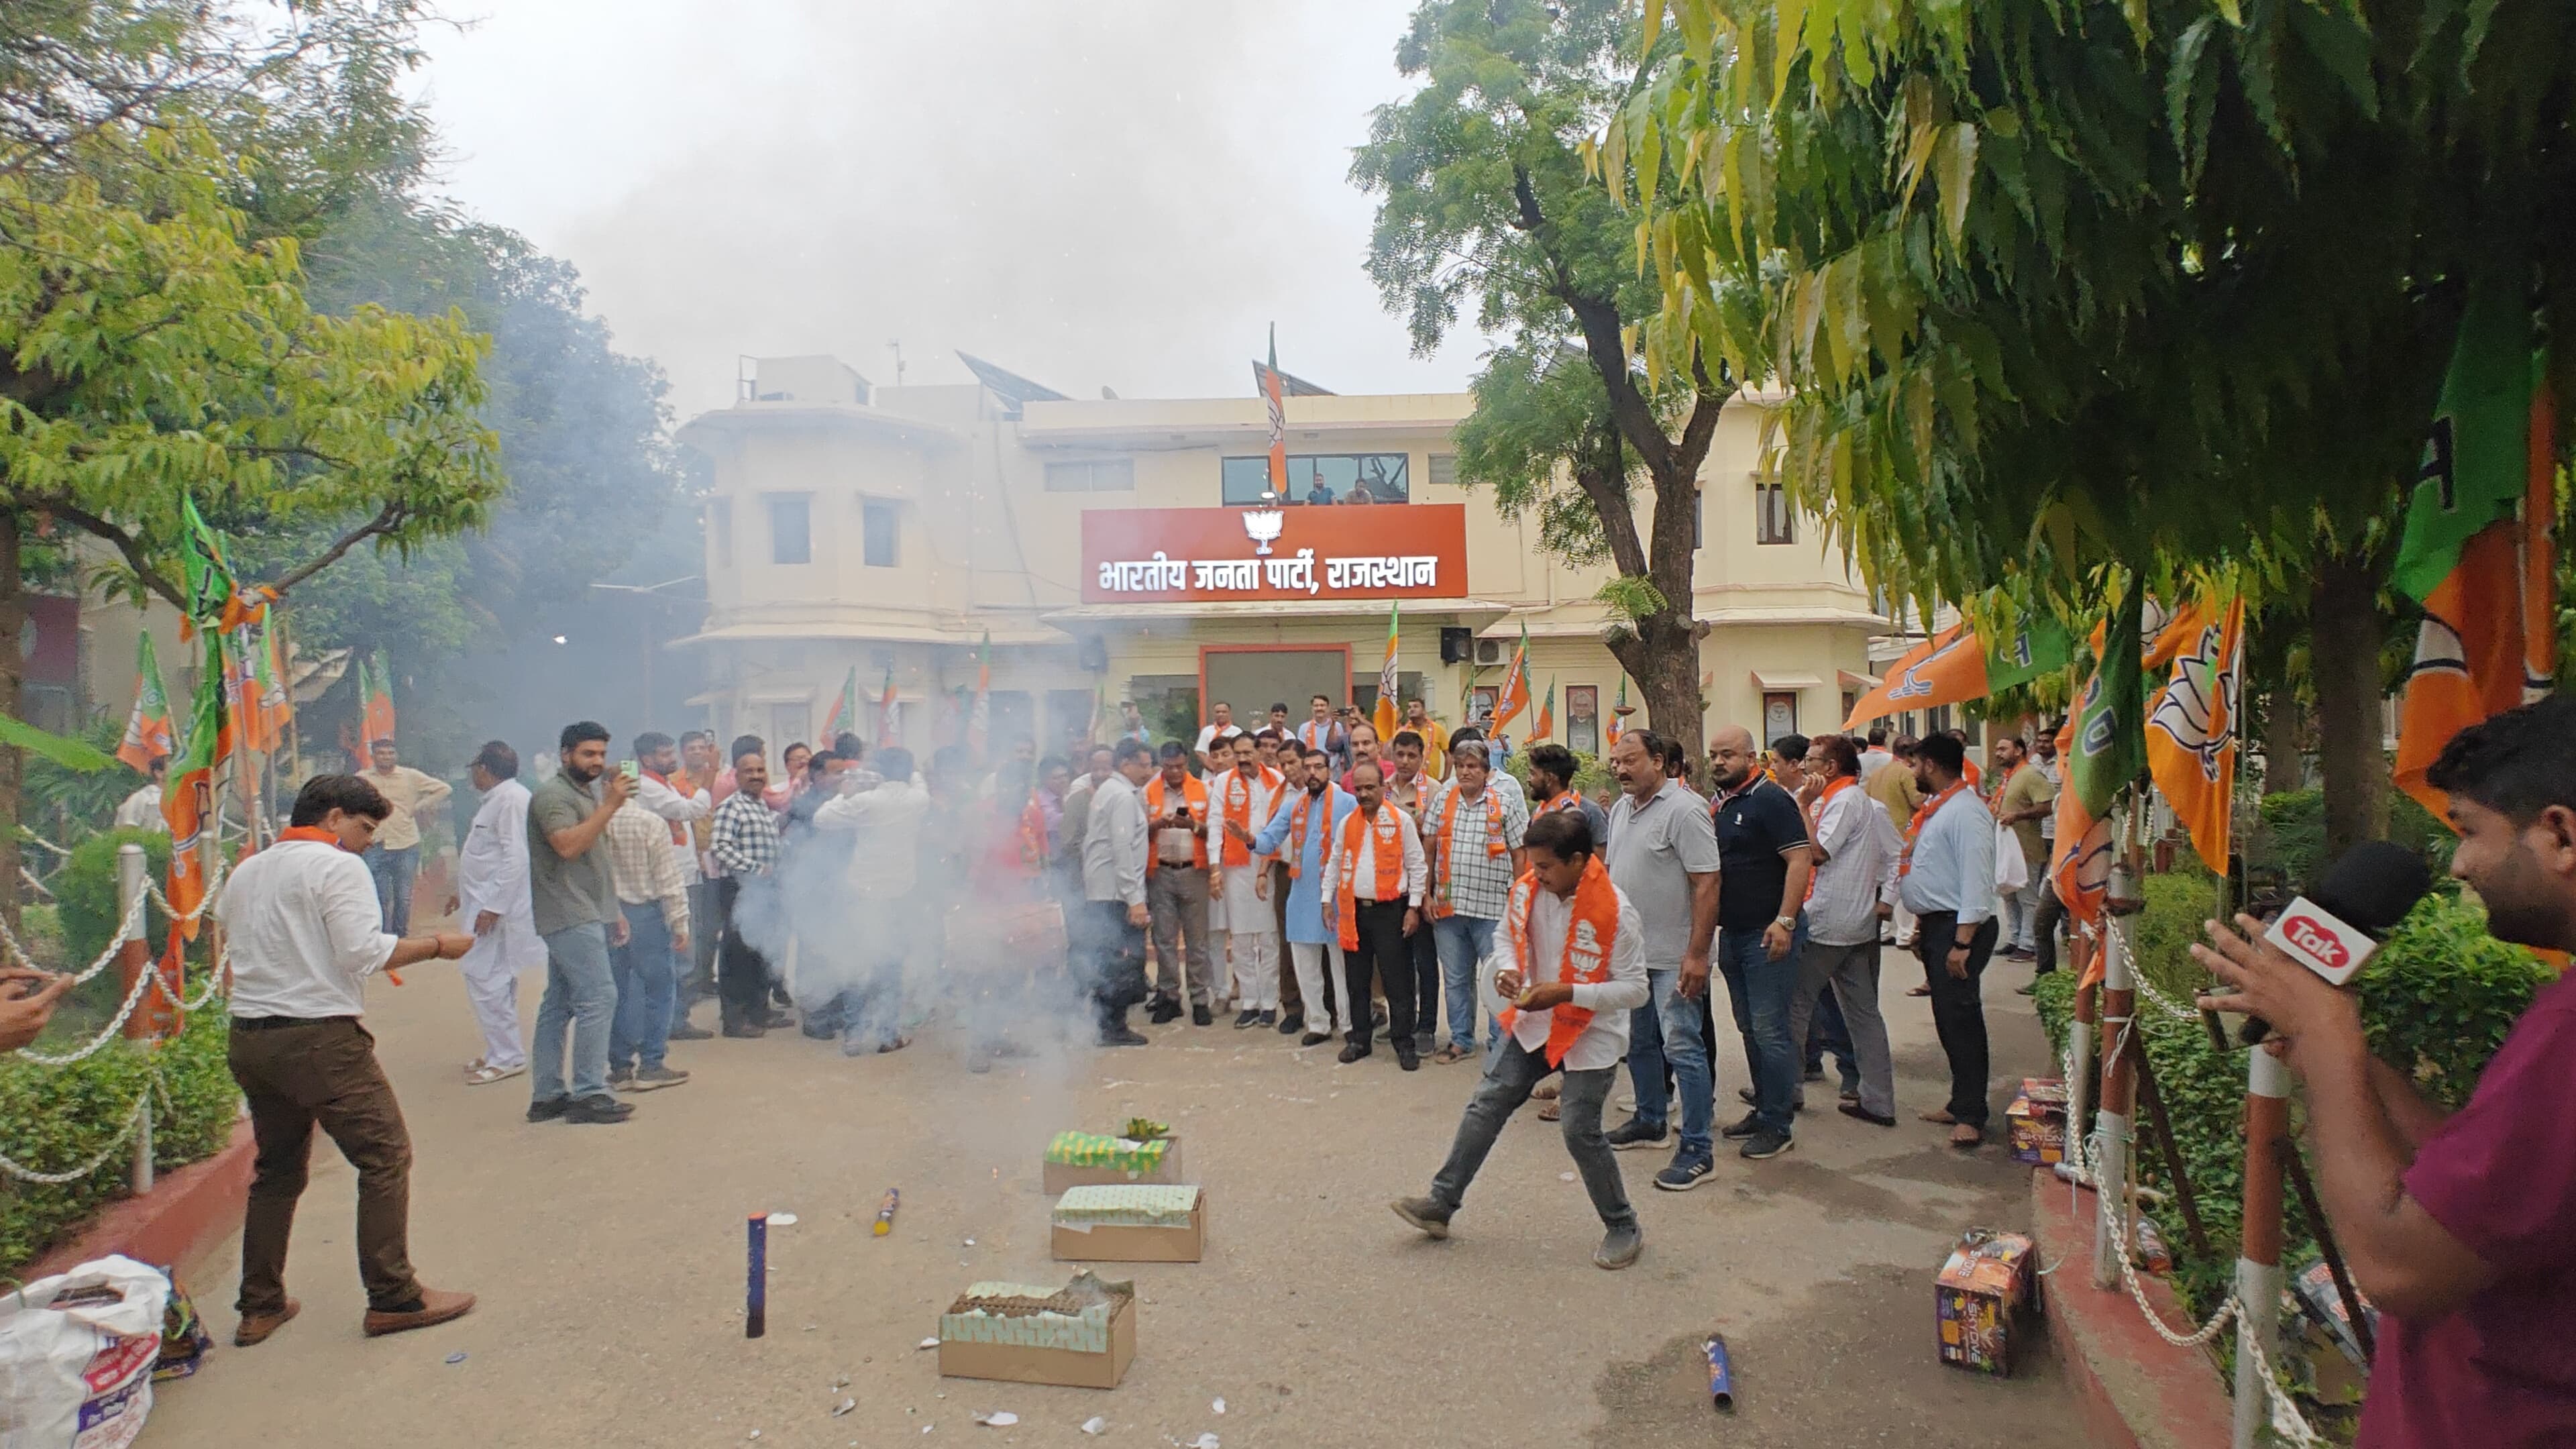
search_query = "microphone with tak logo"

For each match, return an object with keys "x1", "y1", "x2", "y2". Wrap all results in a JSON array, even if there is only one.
[{"x1": 2236, "y1": 840, "x2": 2432, "y2": 1046}]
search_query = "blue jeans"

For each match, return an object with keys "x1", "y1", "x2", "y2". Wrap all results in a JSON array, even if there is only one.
[
  {"x1": 1717, "y1": 921, "x2": 1805, "y2": 1136},
  {"x1": 608, "y1": 902, "x2": 676, "y2": 1072},
  {"x1": 533, "y1": 922, "x2": 617, "y2": 1103},
  {"x1": 363, "y1": 844, "x2": 419, "y2": 934},
  {"x1": 1431, "y1": 914, "x2": 1499, "y2": 1052},
  {"x1": 1623, "y1": 965, "x2": 1717, "y2": 1159}
]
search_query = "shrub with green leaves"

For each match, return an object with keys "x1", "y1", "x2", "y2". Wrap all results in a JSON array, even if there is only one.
[{"x1": 1502, "y1": 747, "x2": 1615, "y2": 802}]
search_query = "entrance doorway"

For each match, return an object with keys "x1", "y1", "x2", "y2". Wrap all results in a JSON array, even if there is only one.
[{"x1": 1201, "y1": 647, "x2": 1350, "y2": 733}]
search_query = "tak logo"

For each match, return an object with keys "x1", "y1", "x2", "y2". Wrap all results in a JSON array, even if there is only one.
[{"x1": 2279, "y1": 915, "x2": 2349, "y2": 971}]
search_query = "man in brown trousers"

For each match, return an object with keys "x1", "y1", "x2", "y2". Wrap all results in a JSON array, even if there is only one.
[{"x1": 221, "y1": 773, "x2": 478, "y2": 1347}]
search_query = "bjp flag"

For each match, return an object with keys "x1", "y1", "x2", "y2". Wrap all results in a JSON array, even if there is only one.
[
  {"x1": 2143, "y1": 590, "x2": 2245, "y2": 874},
  {"x1": 1492, "y1": 623, "x2": 1533, "y2": 736},
  {"x1": 1841, "y1": 608, "x2": 2071, "y2": 729}
]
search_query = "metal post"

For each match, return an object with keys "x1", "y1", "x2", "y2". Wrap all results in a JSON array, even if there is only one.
[
  {"x1": 2066, "y1": 929, "x2": 2096, "y2": 1173},
  {"x1": 116, "y1": 843, "x2": 154, "y2": 1195},
  {"x1": 2233, "y1": 1046, "x2": 2292, "y2": 1449},
  {"x1": 2090, "y1": 906, "x2": 2136, "y2": 1287}
]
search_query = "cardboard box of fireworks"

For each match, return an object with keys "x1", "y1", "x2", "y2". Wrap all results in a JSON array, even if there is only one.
[
  {"x1": 1051, "y1": 1185, "x2": 1205, "y2": 1263},
  {"x1": 2006, "y1": 1079, "x2": 2070, "y2": 1167},
  {"x1": 938, "y1": 1273, "x2": 1136, "y2": 1389},
  {"x1": 1042, "y1": 1128, "x2": 1183, "y2": 1194},
  {"x1": 1936, "y1": 1229, "x2": 2037, "y2": 1376}
]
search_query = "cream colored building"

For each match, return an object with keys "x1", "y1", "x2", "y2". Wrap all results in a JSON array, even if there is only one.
[{"x1": 674, "y1": 354, "x2": 1886, "y2": 765}]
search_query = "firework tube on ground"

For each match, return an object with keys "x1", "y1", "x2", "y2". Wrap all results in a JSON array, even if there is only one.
[
  {"x1": 1703, "y1": 1334, "x2": 1734, "y2": 1409},
  {"x1": 874, "y1": 1187, "x2": 900, "y2": 1236},
  {"x1": 745, "y1": 1213, "x2": 767, "y2": 1338}
]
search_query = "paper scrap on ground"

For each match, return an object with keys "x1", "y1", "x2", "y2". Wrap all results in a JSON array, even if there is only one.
[
  {"x1": 1213, "y1": 1398, "x2": 1226, "y2": 1414},
  {"x1": 833, "y1": 1399, "x2": 856, "y2": 1417},
  {"x1": 974, "y1": 1411, "x2": 1019, "y2": 1427},
  {"x1": 1081, "y1": 1417, "x2": 1108, "y2": 1435},
  {"x1": 1558, "y1": 1172, "x2": 1576, "y2": 1183},
  {"x1": 918, "y1": 1337, "x2": 940, "y2": 1350},
  {"x1": 445, "y1": 1352, "x2": 467, "y2": 1364},
  {"x1": 769, "y1": 1213, "x2": 798, "y2": 1226},
  {"x1": 1188, "y1": 1435, "x2": 1220, "y2": 1449}
]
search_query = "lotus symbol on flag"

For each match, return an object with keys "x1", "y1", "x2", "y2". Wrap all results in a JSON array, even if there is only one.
[{"x1": 1242, "y1": 509, "x2": 1285, "y2": 556}]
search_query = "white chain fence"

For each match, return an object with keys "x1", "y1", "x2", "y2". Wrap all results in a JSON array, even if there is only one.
[{"x1": 0, "y1": 1079, "x2": 158, "y2": 1185}]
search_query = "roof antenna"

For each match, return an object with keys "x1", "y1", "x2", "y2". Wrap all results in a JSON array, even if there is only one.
[{"x1": 885, "y1": 339, "x2": 906, "y2": 387}]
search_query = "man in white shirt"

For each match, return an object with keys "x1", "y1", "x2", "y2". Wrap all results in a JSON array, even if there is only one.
[
  {"x1": 361, "y1": 738, "x2": 453, "y2": 935},
  {"x1": 1391, "y1": 808, "x2": 1650, "y2": 1269},
  {"x1": 113, "y1": 756, "x2": 166, "y2": 832},
  {"x1": 1320, "y1": 761, "x2": 1428, "y2": 1069},
  {"x1": 1858, "y1": 728, "x2": 1896, "y2": 784},
  {"x1": 1207, "y1": 732, "x2": 1286, "y2": 1028},
  {"x1": 1790, "y1": 735, "x2": 1902, "y2": 1126},
  {"x1": 808, "y1": 744, "x2": 930, "y2": 1055},
  {"x1": 450, "y1": 743, "x2": 545, "y2": 1085},
  {"x1": 1192, "y1": 701, "x2": 1238, "y2": 771},
  {"x1": 1081, "y1": 739, "x2": 1155, "y2": 1046},
  {"x1": 221, "y1": 773, "x2": 476, "y2": 1348},
  {"x1": 1897, "y1": 733, "x2": 2000, "y2": 1148}
]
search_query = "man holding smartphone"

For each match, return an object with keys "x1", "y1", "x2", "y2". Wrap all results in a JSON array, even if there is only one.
[
  {"x1": 1142, "y1": 741, "x2": 1216, "y2": 1024},
  {"x1": 2196, "y1": 698, "x2": 2576, "y2": 1443},
  {"x1": 525, "y1": 721, "x2": 639, "y2": 1125}
]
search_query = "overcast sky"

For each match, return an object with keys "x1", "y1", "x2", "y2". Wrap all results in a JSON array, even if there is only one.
[{"x1": 409, "y1": 1, "x2": 1489, "y2": 425}]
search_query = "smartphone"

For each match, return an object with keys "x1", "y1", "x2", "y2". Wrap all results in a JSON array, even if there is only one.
[{"x1": 620, "y1": 759, "x2": 641, "y2": 780}]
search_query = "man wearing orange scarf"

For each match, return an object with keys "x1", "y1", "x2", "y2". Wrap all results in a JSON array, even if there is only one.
[
  {"x1": 1392, "y1": 808, "x2": 1650, "y2": 1269},
  {"x1": 1208, "y1": 733, "x2": 1285, "y2": 1029},
  {"x1": 1320, "y1": 761, "x2": 1427, "y2": 1068}
]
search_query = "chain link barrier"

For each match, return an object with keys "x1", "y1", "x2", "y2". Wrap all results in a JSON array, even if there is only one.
[{"x1": 0, "y1": 1076, "x2": 156, "y2": 1185}]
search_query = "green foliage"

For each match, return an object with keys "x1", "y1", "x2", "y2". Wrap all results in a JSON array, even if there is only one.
[
  {"x1": 2356, "y1": 897, "x2": 2555, "y2": 1111},
  {"x1": 1, "y1": 1002, "x2": 239, "y2": 1275},
  {"x1": 53, "y1": 828, "x2": 172, "y2": 976},
  {"x1": 2253, "y1": 788, "x2": 2453, "y2": 896},
  {"x1": 1501, "y1": 746, "x2": 1614, "y2": 800},
  {"x1": 22, "y1": 719, "x2": 142, "y2": 847}
]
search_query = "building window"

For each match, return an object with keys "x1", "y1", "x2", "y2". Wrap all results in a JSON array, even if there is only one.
[
  {"x1": 1756, "y1": 482, "x2": 1795, "y2": 545},
  {"x1": 767, "y1": 494, "x2": 811, "y2": 565},
  {"x1": 863, "y1": 500, "x2": 898, "y2": 568},
  {"x1": 1044, "y1": 459, "x2": 1134, "y2": 492},
  {"x1": 1221, "y1": 452, "x2": 1409, "y2": 506},
  {"x1": 708, "y1": 498, "x2": 733, "y2": 569},
  {"x1": 1762, "y1": 691, "x2": 1799, "y2": 744},
  {"x1": 1428, "y1": 453, "x2": 1458, "y2": 486}
]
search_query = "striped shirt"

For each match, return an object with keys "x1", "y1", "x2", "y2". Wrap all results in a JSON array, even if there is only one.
[
  {"x1": 709, "y1": 791, "x2": 783, "y2": 878},
  {"x1": 1417, "y1": 777, "x2": 1529, "y2": 920},
  {"x1": 604, "y1": 803, "x2": 690, "y2": 934}
]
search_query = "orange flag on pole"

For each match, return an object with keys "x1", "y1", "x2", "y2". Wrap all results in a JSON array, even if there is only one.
[
  {"x1": 1373, "y1": 600, "x2": 1401, "y2": 743},
  {"x1": 1492, "y1": 623, "x2": 1533, "y2": 736},
  {"x1": 2143, "y1": 590, "x2": 2245, "y2": 875}
]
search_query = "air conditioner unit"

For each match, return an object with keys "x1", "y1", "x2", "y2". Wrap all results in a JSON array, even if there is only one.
[{"x1": 1474, "y1": 640, "x2": 1505, "y2": 666}]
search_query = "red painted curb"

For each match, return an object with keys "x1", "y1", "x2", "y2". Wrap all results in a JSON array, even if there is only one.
[
  {"x1": 2031, "y1": 1171, "x2": 2236, "y2": 1449},
  {"x1": 27, "y1": 1120, "x2": 254, "y2": 1284}
]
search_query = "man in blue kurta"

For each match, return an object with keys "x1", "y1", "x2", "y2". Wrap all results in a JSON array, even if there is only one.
[{"x1": 1254, "y1": 744, "x2": 1356, "y2": 1046}]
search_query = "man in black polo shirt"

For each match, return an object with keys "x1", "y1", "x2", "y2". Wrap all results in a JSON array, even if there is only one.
[{"x1": 1706, "y1": 724, "x2": 1815, "y2": 1160}]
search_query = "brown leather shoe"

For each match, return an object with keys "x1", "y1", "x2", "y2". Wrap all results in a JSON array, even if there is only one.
[
  {"x1": 362, "y1": 1287, "x2": 476, "y2": 1338},
  {"x1": 234, "y1": 1297, "x2": 300, "y2": 1347}
]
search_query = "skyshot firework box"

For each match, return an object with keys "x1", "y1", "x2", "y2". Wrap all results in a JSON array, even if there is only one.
[
  {"x1": 1935, "y1": 1230, "x2": 2037, "y2": 1376},
  {"x1": 2006, "y1": 1078, "x2": 2070, "y2": 1167},
  {"x1": 1042, "y1": 1128, "x2": 1184, "y2": 1193},
  {"x1": 1051, "y1": 1185, "x2": 1207, "y2": 1263},
  {"x1": 936, "y1": 1273, "x2": 1137, "y2": 1389}
]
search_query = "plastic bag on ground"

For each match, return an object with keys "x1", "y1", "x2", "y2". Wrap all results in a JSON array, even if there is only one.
[{"x1": 0, "y1": 1253, "x2": 170, "y2": 1449}]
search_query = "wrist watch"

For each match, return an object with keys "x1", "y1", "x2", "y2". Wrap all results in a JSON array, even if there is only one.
[{"x1": 1774, "y1": 914, "x2": 1796, "y2": 930}]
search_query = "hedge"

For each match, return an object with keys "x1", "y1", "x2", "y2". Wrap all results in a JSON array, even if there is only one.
[{"x1": 0, "y1": 1003, "x2": 241, "y2": 1275}]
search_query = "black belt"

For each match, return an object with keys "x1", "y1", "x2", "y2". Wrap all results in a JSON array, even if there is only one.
[{"x1": 232, "y1": 1014, "x2": 356, "y2": 1032}]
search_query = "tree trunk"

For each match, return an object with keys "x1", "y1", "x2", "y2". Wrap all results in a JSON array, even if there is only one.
[
  {"x1": 2310, "y1": 545, "x2": 2387, "y2": 861},
  {"x1": 2259, "y1": 688, "x2": 2306, "y2": 795},
  {"x1": 1607, "y1": 612, "x2": 1706, "y2": 781},
  {"x1": 0, "y1": 510, "x2": 22, "y2": 928}
]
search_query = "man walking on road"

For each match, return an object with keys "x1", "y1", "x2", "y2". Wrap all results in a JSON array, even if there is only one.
[
  {"x1": 1390, "y1": 809, "x2": 1650, "y2": 1269},
  {"x1": 1422, "y1": 739, "x2": 1527, "y2": 1064},
  {"x1": 362, "y1": 737, "x2": 451, "y2": 934},
  {"x1": 1600, "y1": 731, "x2": 1725, "y2": 1189},
  {"x1": 1790, "y1": 735, "x2": 1901, "y2": 1127},
  {"x1": 525, "y1": 721, "x2": 638, "y2": 1126},
  {"x1": 1322, "y1": 761, "x2": 1428, "y2": 1069},
  {"x1": 451, "y1": 742, "x2": 542, "y2": 1086},
  {"x1": 223, "y1": 773, "x2": 477, "y2": 1348},
  {"x1": 1081, "y1": 739, "x2": 1155, "y2": 1046},
  {"x1": 1142, "y1": 741, "x2": 1217, "y2": 1024},
  {"x1": 604, "y1": 792, "x2": 691, "y2": 1092},
  {"x1": 1988, "y1": 733, "x2": 2056, "y2": 960},
  {"x1": 1707, "y1": 724, "x2": 1815, "y2": 1161},
  {"x1": 1898, "y1": 733, "x2": 1999, "y2": 1148},
  {"x1": 1254, "y1": 745, "x2": 1356, "y2": 1046}
]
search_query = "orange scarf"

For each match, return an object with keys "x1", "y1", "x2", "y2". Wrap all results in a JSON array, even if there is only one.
[
  {"x1": 1900, "y1": 779, "x2": 1970, "y2": 876},
  {"x1": 1286, "y1": 787, "x2": 1328, "y2": 878},
  {"x1": 1497, "y1": 855, "x2": 1620, "y2": 1068},
  {"x1": 1334, "y1": 804, "x2": 1406, "y2": 951},
  {"x1": 1219, "y1": 766, "x2": 1279, "y2": 869},
  {"x1": 1984, "y1": 759, "x2": 2020, "y2": 813},
  {"x1": 1142, "y1": 773, "x2": 1210, "y2": 873},
  {"x1": 1536, "y1": 791, "x2": 1583, "y2": 815},
  {"x1": 1430, "y1": 784, "x2": 1506, "y2": 918},
  {"x1": 278, "y1": 824, "x2": 347, "y2": 851}
]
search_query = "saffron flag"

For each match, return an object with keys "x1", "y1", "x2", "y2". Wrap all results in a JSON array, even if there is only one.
[
  {"x1": 115, "y1": 631, "x2": 176, "y2": 773},
  {"x1": 1492, "y1": 624, "x2": 1533, "y2": 736},
  {"x1": 1374, "y1": 600, "x2": 1401, "y2": 743},
  {"x1": 2049, "y1": 712, "x2": 2112, "y2": 940},
  {"x1": 1841, "y1": 608, "x2": 2074, "y2": 729},
  {"x1": 2143, "y1": 591, "x2": 2245, "y2": 874},
  {"x1": 256, "y1": 614, "x2": 292, "y2": 747},
  {"x1": 2071, "y1": 581, "x2": 2147, "y2": 820},
  {"x1": 2394, "y1": 276, "x2": 2556, "y2": 820},
  {"x1": 1256, "y1": 324, "x2": 1289, "y2": 502},
  {"x1": 162, "y1": 499, "x2": 235, "y2": 943},
  {"x1": 822, "y1": 666, "x2": 860, "y2": 739},
  {"x1": 967, "y1": 632, "x2": 991, "y2": 755},
  {"x1": 1532, "y1": 676, "x2": 1556, "y2": 743},
  {"x1": 877, "y1": 668, "x2": 900, "y2": 748},
  {"x1": 360, "y1": 651, "x2": 395, "y2": 750},
  {"x1": 1606, "y1": 676, "x2": 1628, "y2": 750}
]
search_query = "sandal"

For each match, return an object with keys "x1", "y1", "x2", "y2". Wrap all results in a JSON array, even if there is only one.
[
  {"x1": 1949, "y1": 1125, "x2": 1985, "y2": 1150},
  {"x1": 1906, "y1": 984, "x2": 1931, "y2": 997},
  {"x1": 877, "y1": 1036, "x2": 912, "y2": 1055},
  {"x1": 1918, "y1": 1107, "x2": 1955, "y2": 1124},
  {"x1": 1536, "y1": 1099, "x2": 1561, "y2": 1122},
  {"x1": 1532, "y1": 1079, "x2": 1562, "y2": 1101},
  {"x1": 465, "y1": 1063, "x2": 523, "y2": 1086},
  {"x1": 1432, "y1": 1044, "x2": 1469, "y2": 1065}
]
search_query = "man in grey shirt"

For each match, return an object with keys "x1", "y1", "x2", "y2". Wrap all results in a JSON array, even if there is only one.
[
  {"x1": 1081, "y1": 739, "x2": 1155, "y2": 1046},
  {"x1": 525, "y1": 720, "x2": 638, "y2": 1126},
  {"x1": 1600, "y1": 729, "x2": 1724, "y2": 1191}
]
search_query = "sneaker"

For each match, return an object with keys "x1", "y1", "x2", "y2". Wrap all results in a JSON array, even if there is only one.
[
  {"x1": 1275, "y1": 1011, "x2": 1303, "y2": 1035},
  {"x1": 1413, "y1": 1029, "x2": 1436, "y2": 1055},
  {"x1": 721, "y1": 1019, "x2": 766, "y2": 1039},
  {"x1": 1389, "y1": 1195, "x2": 1451, "y2": 1240},
  {"x1": 525, "y1": 1095, "x2": 572, "y2": 1123},
  {"x1": 1256, "y1": 1008, "x2": 1279, "y2": 1028},
  {"x1": 1099, "y1": 1025, "x2": 1150, "y2": 1047},
  {"x1": 1300, "y1": 1032, "x2": 1332, "y2": 1047},
  {"x1": 1837, "y1": 1102, "x2": 1897, "y2": 1127},
  {"x1": 666, "y1": 1022, "x2": 715, "y2": 1041},
  {"x1": 627, "y1": 1065, "x2": 690, "y2": 1091},
  {"x1": 1737, "y1": 1087, "x2": 1759, "y2": 1106},
  {"x1": 1739, "y1": 1130, "x2": 1796, "y2": 1161},
  {"x1": 361, "y1": 1287, "x2": 476, "y2": 1338},
  {"x1": 1594, "y1": 1223, "x2": 1644, "y2": 1270},
  {"x1": 1653, "y1": 1154, "x2": 1716, "y2": 1191},
  {"x1": 1719, "y1": 1111, "x2": 1762, "y2": 1140},
  {"x1": 1233, "y1": 1008, "x2": 1260, "y2": 1030},
  {"x1": 1148, "y1": 999, "x2": 1183, "y2": 1024},
  {"x1": 1395, "y1": 1042, "x2": 1421, "y2": 1072},
  {"x1": 1192, "y1": 1004, "x2": 1214, "y2": 1027},
  {"x1": 606, "y1": 1066, "x2": 634, "y2": 1090},
  {"x1": 1605, "y1": 1118, "x2": 1669, "y2": 1151},
  {"x1": 564, "y1": 1095, "x2": 634, "y2": 1125},
  {"x1": 1336, "y1": 1042, "x2": 1372, "y2": 1064}
]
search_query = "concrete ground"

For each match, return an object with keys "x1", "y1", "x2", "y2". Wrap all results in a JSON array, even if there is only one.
[{"x1": 149, "y1": 949, "x2": 2080, "y2": 1448}]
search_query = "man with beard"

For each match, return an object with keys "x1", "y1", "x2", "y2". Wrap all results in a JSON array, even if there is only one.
[
  {"x1": 1707, "y1": 725, "x2": 1816, "y2": 1163},
  {"x1": 2195, "y1": 697, "x2": 2576, "y2": 1444},
  {"x1": 1209, "y1": 732, "x2": 1286, "y2": 1028},
  {"x1": 1599, "y1": 731, "x2": 1725, "y2": 1188},
  {"x1": 1320, "y1": 761, "x2": 1428, "y2": 1069},
  {"x1": 525, "y1": 721, "x2": 640, "y2": 1125},
  {"x1": 1254, "y1": 745, "x2": 1356, "y2": 1046}
]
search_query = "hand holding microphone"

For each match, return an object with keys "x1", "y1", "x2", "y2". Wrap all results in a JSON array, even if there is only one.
[{"x1": 2193, "y1": 841, "x2": 2431, "y2": 1056}]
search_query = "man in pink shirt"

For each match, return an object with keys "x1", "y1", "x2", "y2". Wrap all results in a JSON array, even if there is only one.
[{"x1": 2197, "y1": 696, "x2": 2576, "y2": 1446}]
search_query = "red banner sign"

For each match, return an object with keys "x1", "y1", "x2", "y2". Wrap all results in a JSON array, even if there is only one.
[{"x1": 1083, "y1": 504, "x2": 1469, "y2": 604}]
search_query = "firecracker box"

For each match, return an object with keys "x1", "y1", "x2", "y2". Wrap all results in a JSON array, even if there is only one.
[
  {"x1": 1936, "y1": 1229, "x2": 2037, "y2": 1376},
  {"x1": 1042, "y1": 1130, "x2": 1184, "y2": 1193},
  {"x1": 937, "y1": 1273, "x2": 1137, "y2": 1389},
  {"x1": 2006, "y1": 1078, "x2": 2070, "y2": 1167},
  {"x1": 1051, "y1": 1185, "x2": 1206, "y2": 1263}
]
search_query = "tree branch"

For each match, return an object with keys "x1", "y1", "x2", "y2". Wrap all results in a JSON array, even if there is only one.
[
  {"x1": 37, "y1": 498, "x2": 188, "y2": 610},
  {"x1": 264, "y1": 500, "x2": 408, "y2": 596},
  {"x1": 1509, "y1": 161, "x2": 1681, "y2": 513}
]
